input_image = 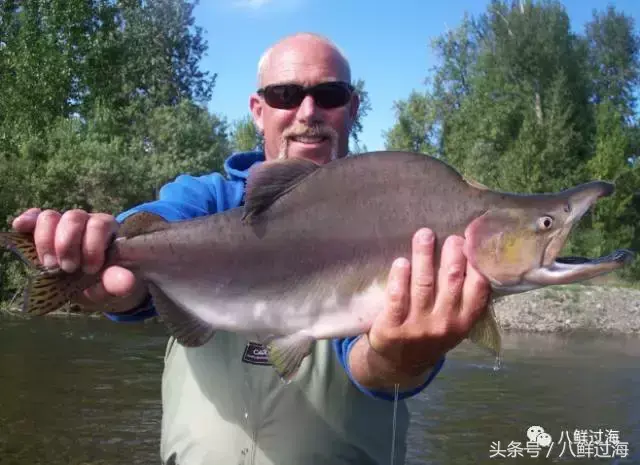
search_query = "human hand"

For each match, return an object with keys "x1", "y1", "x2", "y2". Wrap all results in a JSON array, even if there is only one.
[
  {"x1": 350, "y1": 228, "x2": 491, "y2": 389},
  {"x1": 12, "y1": 208, "x2": 147, "y2": 312}
]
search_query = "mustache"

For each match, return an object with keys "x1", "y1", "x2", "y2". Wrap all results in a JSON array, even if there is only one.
[
  {"x1": 278, "y1": 123, "x2": 340, "y2": 161},
  {"x1": 283, "y1": 123, "x2": 337, "y2": 140}
]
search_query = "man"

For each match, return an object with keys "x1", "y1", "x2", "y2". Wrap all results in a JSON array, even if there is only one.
[{"x1": 12, "y1": 33, "x2": 490, "y2": 464}]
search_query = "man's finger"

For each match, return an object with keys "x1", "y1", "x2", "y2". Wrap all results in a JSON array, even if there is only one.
[
  {"x1": 102, "y1": 266, "x2": 138, "y2": 298},
  {"x1": 433, "y1": 235, "x2": 466, "y2": 315},
  {"x1": 81, "y1": 281, "x2": 111, "y2": 303},
  {"x1": 79, "y1": 267, "x2": 141, "y2": 313},
  {"x1": 54, "y1": 210, "x2": 89, "y2": 273},
  {"x1": 82, "y1": 214, "x2": 118, "y2": 274},
  {"x1": 11, "y1": 208, "x2": 42, "y2": 232},
  {"x1": 81, "y1": 268, "x2": 135, "y2": 301},
  {"x1": 409, "y1": 228, "x2": 436, "y2": 316},
  {"x1": 34, "y1": 210, "x2": 61, "y2": 268},
  {"x1": 382, "y1": 257, "x2": 411, "y2": 327}
]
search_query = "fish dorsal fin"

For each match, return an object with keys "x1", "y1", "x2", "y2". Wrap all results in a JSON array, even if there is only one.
[
  {"x1": 242, "y1": 158, "x2": 320, "y2": 222},
  {"x1": 118, "y1": 212, "x2": 169, "y2": 238},
  {"x1": 463, "y1": 174, "x2": 490, "y2": 191}
]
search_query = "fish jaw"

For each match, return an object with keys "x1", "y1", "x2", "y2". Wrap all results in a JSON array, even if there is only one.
[{"x1": 493, "y1": 249, "x2": 635, "y2": 294}]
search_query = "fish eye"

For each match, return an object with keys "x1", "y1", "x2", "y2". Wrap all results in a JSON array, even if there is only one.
[{"x1": 537, "y1": 216, "x2": 553, "y2": 230}]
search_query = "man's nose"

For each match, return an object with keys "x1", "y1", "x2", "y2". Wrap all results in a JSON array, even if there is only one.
[{"x1": 296, "y1": 94, "x2": 322, "y2": 123}]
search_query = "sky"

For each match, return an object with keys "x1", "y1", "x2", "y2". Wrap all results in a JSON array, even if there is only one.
[{"x1": 193, "y1": 0, "x2": 640, "y2": 152}]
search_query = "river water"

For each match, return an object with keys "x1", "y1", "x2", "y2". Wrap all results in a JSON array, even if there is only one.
[{"x1": 1, "y1": 316, "x2": 638, "y2": 465}]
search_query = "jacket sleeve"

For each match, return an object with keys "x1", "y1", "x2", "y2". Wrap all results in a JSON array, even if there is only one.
[
  {"x1": 332, "y1": 336, "x2": 445, "y2": 401},
  {"x1": 104, "y1": 172, "x2": 241, "y2": 323}
]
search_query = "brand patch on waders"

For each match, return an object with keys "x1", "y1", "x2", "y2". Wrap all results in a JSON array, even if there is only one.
[{"x1": 242, "y1": 341, "x2": 271, "y2": 366}]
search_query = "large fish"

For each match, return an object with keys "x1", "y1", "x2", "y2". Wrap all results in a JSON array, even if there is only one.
[{"x1": 0, "y1": 151, "x2": 634, "y2": 379}]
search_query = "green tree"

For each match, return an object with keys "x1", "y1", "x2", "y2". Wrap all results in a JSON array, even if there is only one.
[
  {"x1": 0, "y1": 0, "x2": 230, "y2": 299},
  {"x1": 231, "y1": 115, "x2": 263, "y2": 152},
  {"x1": 447, "y1": 0, "x2": 591, "y2": 192},
  {"x1": 584, "y1": 102, "x2": 639, "y2": 263},
  {"x1": 350, "y1": 78, "x2": 372, "y2": 153},
  {"x1": 585, "y1": 6, "x2": 640, "y2": 121},
  {"x1": 0, "y1": 0, "x2": 217, "y2": 152},
  {"x1": 582, "y1": 6, "x2": 640, "y2": 277},
  {"x1": 105, "y1": 0, "x2": 216, "y2": 115},
  {"x1": 383, "y1": 91, "x2": 438, "y2": 155},
  {"x1": 0, "y1": 0, "x2": 92, "y2": 151}
]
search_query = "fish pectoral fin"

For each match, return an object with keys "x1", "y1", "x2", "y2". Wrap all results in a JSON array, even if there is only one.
[
  {"x1": 242, "y1": 158, "x2": 320, "y2": 222},
  {"x1": 467, "y1": 303, "x2": 502, "y2": 357},
  {"x1": 263, "y1": 332, "x2": 315, "y2": 382},
  {"x1": 148, "y1": 283, "x2": 215, "y2": 347}
]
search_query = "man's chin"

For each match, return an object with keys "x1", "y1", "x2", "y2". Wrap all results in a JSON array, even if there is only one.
[{"x1": 283, "y1": 140, "x2": 336, "y2": 164}]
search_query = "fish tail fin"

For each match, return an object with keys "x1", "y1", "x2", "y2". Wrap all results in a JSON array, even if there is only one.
[
  {"x1": 0, "y1": 231, "x2": 43, "y2": 270},
  {"x1": 0, "y1": 232, "x2": 98, "y2": 315}
]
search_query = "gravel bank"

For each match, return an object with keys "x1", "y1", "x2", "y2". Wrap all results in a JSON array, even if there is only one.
[{"x1": 493, "y1": 285, "x2": 640, "y2": 335}]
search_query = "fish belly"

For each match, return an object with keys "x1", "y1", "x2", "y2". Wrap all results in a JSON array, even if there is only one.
[{"x1": 143, "y1": 269, "x2": 386, "y2": 340}]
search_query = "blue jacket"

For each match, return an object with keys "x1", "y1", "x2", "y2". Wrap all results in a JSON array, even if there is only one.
[{"x1": 107, "y1": 151, "x2": 444, "y2": 400}]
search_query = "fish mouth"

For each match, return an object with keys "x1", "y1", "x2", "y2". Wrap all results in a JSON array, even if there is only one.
[
  {"x1": 541, "y1": 181, "x2": 615, "y2": 267},
  {"x1": 536, "y1": 180, "x2": 630, "y2": 286},
  {"x1": 490, "y1": 182, "x2": 628, "y2": 294},
  {"x1": 525, "y1": 249, "x2": 635, "y2": 286}
]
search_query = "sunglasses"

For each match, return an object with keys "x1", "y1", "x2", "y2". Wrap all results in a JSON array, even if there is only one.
[{"x1": 257, "y1": 81, "x2": 355, "y2": 110}]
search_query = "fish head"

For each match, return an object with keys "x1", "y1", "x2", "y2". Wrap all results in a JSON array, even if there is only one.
[{"x1": 464, "y1": 180, "x2": 634, "y2": 293}]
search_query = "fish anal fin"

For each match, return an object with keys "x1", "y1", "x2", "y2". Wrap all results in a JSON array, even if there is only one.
[
  {"x1": 264, "y1": 332, "x2": 315, "y2": 382},
  {"x1": 148, "y1": 283, "x2": 214, "y2": 347},
  {"x1": 242, "y1": 159, "x2": 320, "y2": 222},
  {"x1": 467, "y1": 304, "x2": 502, "y2": 357},
  {"x1": 118, "y1": 212, "x2": 169, "y2": 239}
]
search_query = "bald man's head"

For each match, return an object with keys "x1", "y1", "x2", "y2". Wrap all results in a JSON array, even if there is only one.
[
  {"x1": 249, "y1": 33, "x2": 359, "y2": 165},
  {"x1": 257, "y1": 33, "x2": 351, "y2": 87}
]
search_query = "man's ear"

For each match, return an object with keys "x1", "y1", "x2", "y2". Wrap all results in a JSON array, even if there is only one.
[
  {"x1": 249, "y1": 93, "x2": 264, "y2": 133},
  {"x1": 348, "y1": 91, "x2": 360, "y2": 128}
]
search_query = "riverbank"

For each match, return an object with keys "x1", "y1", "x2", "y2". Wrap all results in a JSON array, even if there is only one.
[
  {"x1": 2, "y1": 284, "x2": 640, "y2": 334},
  {"x1": 493, "y1": 284, "x2": 640, "y2": 335}
]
